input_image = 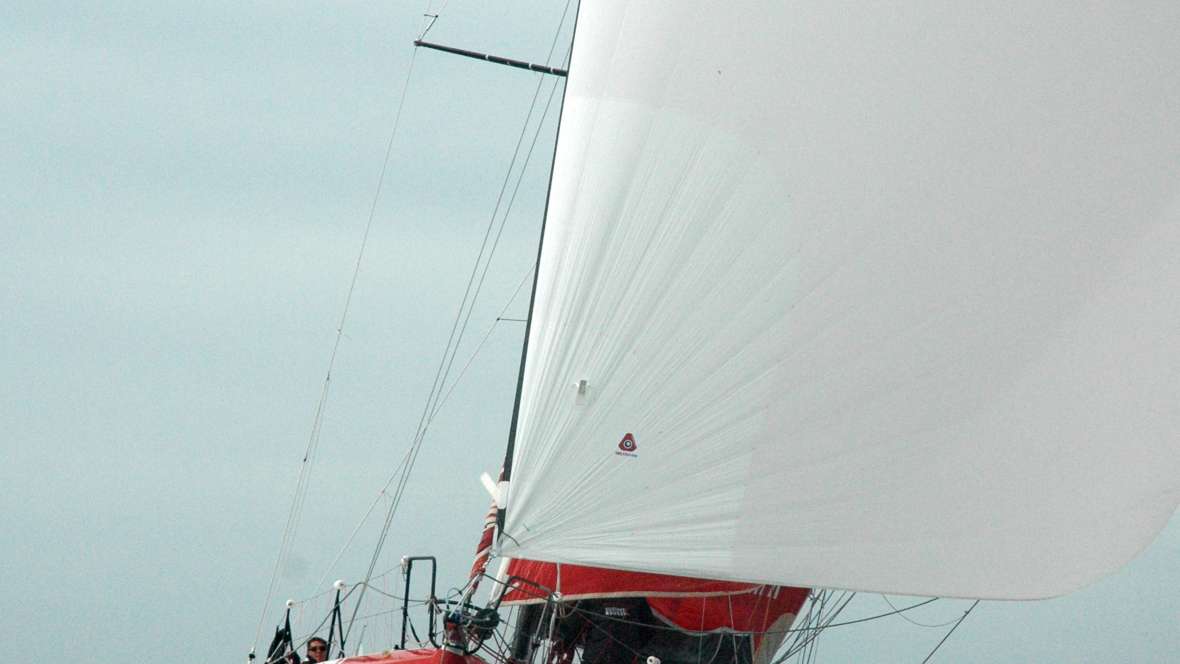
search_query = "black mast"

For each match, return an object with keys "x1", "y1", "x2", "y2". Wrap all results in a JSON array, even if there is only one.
[{"x1": 497, "y1": 0, "x2": 584, "y2": 537}]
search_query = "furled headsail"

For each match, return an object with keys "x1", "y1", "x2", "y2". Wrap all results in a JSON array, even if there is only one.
[{"x1": 500, "y1": 0, "x2": 1180, "y2": 599}]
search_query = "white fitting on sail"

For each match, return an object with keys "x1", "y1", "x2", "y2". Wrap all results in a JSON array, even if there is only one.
[{"x1": 501, "y1": 0, "x2": 1180, "y2": 599}]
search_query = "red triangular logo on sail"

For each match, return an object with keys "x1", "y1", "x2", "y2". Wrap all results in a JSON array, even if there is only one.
[{"x1": 618, "y1": 433, "x2": 637, "y2": 452}]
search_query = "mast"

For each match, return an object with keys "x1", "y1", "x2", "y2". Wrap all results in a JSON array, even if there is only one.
[{"x1": 496, "y1": 0, "x2": 583, "y2": 538}]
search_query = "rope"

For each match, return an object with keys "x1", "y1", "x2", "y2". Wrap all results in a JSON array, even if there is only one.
[
  {"x1": 250, "y1": 4, "x2": 427, "y2": 656},
  {"x1": 433, "y1": 264, "x2": 534, "y2": 416},
  {"x1": 343, "y1": 2, "x2": 575, "y2": 644},
  {"x1": 313, "y1": 484, "x2": 395, "y2": 591},
  {"x1": 477, "y1": 572, "x2": 936, "y2": 640},
  {"x1": 790, "y1": 595, "x2": 929, "y2": 632},
  {"x1": 778, "y1": 590, "x2": 819, "y2": 657},
  {"x1": 281, "y1": 581, "x2": 435, "y2": 660},
  {"x1": 782, "y1": 591, "x2": 857, "y2": 662},
  {"x1": 919, "y1": 600, "x2": 980, "y2": 664},
  {"x1": 423, "y1": 30, "x2": 570, "y2": 432},
  {"x1": 881, "y1": 595, "x2": 965, "y2": 629},
  {"x1": 463, "y1": 573, "x2": 951, "y2": 664},
  {"x1": 280, "y1": 584, "x2": 361, "y2": 662}
]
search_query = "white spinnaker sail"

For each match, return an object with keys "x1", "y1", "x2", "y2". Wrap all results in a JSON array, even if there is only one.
[{"x1": 500, "y1": 1, "x2": 1180, "y2": 599}]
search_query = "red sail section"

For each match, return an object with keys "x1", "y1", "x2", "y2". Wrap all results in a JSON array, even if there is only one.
[
  {"x1": 498, "y1": 559, "x2": 808, "y2": 635},
  {"x1": 647, "y1": 587, "x2": 809, "y2": 635},
  {"x1": 499, "y1": 559, "x2": 755, "y2": 603}
]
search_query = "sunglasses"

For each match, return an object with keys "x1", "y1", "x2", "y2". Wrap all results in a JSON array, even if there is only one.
[{"x1": 308, "y1": 646, "x2": 327, "y2": 652}]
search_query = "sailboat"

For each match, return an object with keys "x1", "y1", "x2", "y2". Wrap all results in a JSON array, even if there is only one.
[{"x1": 256, "y1": 1, "x2": 1180, "y2": 662}]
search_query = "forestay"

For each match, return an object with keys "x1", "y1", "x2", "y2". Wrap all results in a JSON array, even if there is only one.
[{"x1": 500, "y1": 0, "x2": 1180, "y2": 599}]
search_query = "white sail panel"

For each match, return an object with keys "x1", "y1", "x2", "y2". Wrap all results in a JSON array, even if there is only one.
[{"x1": 501, "y1": 1, "x2": 1180, "y2": 599}]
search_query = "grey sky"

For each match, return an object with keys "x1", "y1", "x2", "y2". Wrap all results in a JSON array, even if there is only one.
[{"x1": 1, "y1": 2, "x2": 1176, "y2": 663}]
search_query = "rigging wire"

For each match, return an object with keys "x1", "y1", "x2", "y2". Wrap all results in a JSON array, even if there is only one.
[
  {"x1": 647, "y1": 591, "x2": 914, "y2": 634},
  {"x1": 919, "y1": 600, "x2": 980, "y2": 664},
  {"x1": 880, "y1": 595, "x2": 965, "y2": 629},
  {"x1": 810, "y1": 590, "x2": 830, "y2": 660},
  {"x1": 785, "y1": 591, "x2": 857, "y2": 663},
  {"x1": 796, "y1": 597, "x2": 937, "y2": 631},
  {"x1": 393, "y1": 573, "x2": 956, "y2": 664},
  {"x1": 250, "y1": 7, "x2": 429, "y2": 657},
  {"x1": 291, "y1": 583, "x2": 347, "y2": 607},
  {"x1": 281, "y1": 581, "x2": 430, "y2": 660},
  {"x1": 422, "y1": 1, "x2": 576, "y2": 440},
  {"x1": 778, "y1": 590, "x2": 819, "y2": 657},
  {"x1": 329, "y1": 580, "x2": 959, "y2": 664},
  {"x1": 276, "y1": 583, "x2": 361, "y2": 662},
  {"x1": 801, "y1": 592, "x2": 829, "y2": 664},
  {"x1": 423, "y1": 30, "x2": 572, "y2": 432},
  {"x1": 249, "y1": 3, "x2": 972, "y2": 663},
  {"x1": 253, "y1": 0, "x2": 569, "y2": 653},
  {"x1": 343, "y1": 4, "x2": 575, "y2": 645},
  {"x1": 312, "y1": 455, "x2": 406, "y2": 591},
  {"x1": 474, "y1": 572, "x2": 938, "y2": 641},
  {"x1": 432, "y1": 264, "x2": 535, "y2": 416}
]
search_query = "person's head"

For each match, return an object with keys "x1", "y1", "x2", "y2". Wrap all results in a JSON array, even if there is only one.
[{"x1": 306, "y1": 637, "x2": 328, "y2": 663}]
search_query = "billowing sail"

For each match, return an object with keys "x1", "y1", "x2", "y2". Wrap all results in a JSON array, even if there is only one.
[
  {"x1": 497, "y1": 559, "x2": 801, "y2": 605},
  {"x1": 500, "y1": 0, "x2": 1180, "y2": 599}
]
